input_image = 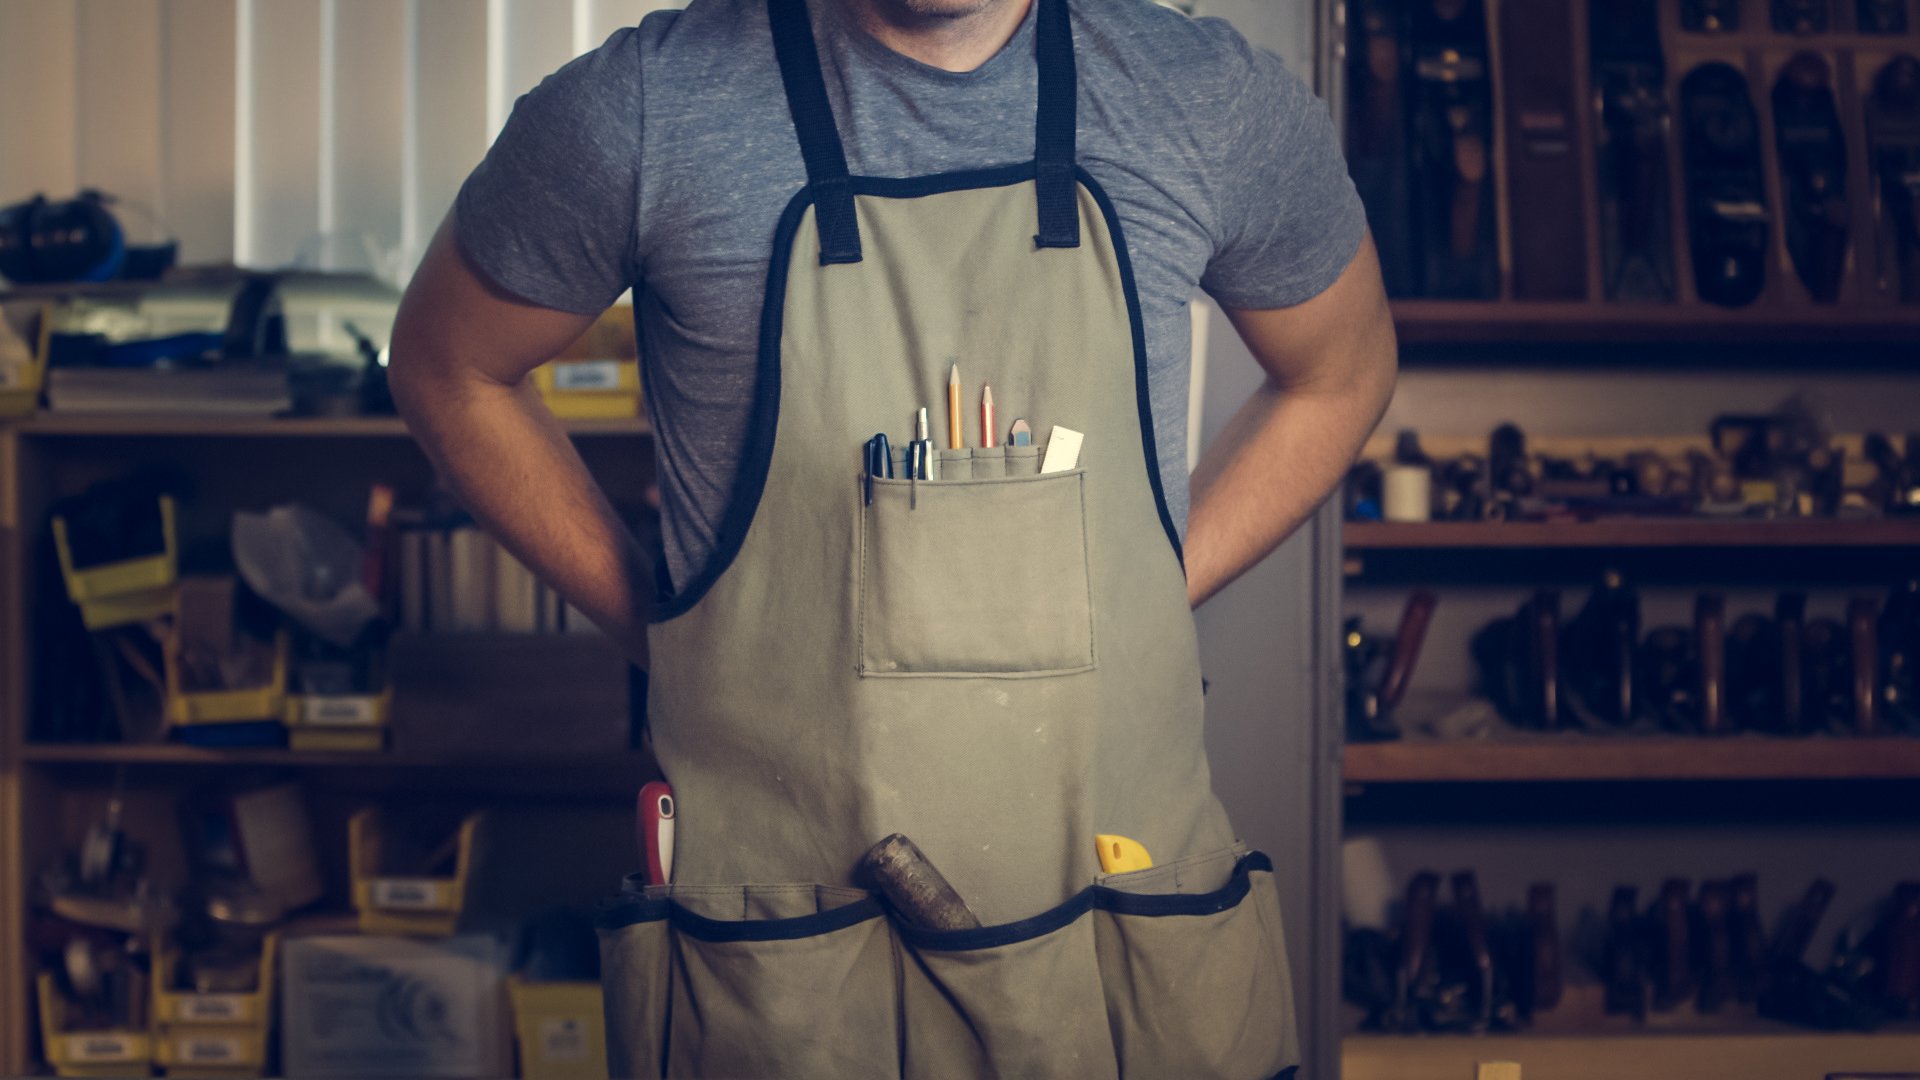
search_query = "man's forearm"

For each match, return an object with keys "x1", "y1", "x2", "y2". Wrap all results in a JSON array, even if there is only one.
[
  {"x1": 390, "y1": 360, "x2": 652, "y2": 665},
  {"x1": 1184, "y1": 303, "x2": 1396, "y2": 608}
]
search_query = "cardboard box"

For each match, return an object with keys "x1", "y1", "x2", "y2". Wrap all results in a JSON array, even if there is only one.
[{"x1": 280, "y1": 934, "x2": 510, "y2": 1078}]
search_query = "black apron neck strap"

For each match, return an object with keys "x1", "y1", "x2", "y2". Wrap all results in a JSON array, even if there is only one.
[
  {"x1": 769, "y1": 0, "x2": 863, "y2": 264},
  {"x1": 767, "y1": 0, "x2": 1080, "y2": 262},
  {"x1": 1032, "y1": 0, "x2": 1080, "y2": 248}
]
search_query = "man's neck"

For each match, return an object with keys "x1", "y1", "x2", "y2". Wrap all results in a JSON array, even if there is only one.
[{"x1": 836, "y1": 0, "x2": 1033, "y2": 72}]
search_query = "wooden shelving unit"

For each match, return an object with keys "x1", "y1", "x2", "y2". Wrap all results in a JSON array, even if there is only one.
[
  {"x1": 0, "y1": 409, "x2": 656, "y2": 1075},
  {"x1": 10, "y1": 413, "x2": 650, "y2": 438},
  {"x1": 1349, "y1": 274, "x2": 1920, "y2": 1065},
  {"x1": 21, "y1": 741, "x2": 656, "y2": 770},
  {"x1": 1344, "y1": 1028, "x2": 1920, "y2": 1080},
  {"x1": 1390, "y1": 299, "x2": 1920, "y2": 347},
  {"x1": 1345, "y1": 732, "x2": 1920, "y2": 783},
  {"x1": 1346, "y1": 518, "x2": 1920, "y2": 551}
]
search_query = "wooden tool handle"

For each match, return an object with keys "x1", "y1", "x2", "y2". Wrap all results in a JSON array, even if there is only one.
[
  {"x1": 1656, "y1": 879, "x2": 1694, "y2": 1005},
  {"x1": 1883, "y1": 882, "x2": 1920, "y2": 1008},
  {"x1": 1531, "y1": 590, "x2": 1561, "y2": 729},
  {"x1": 1730, "y1": 873, "x2": 1766, "y2": 1002},
  {"x1": 1696, "y1": 880, "x2": 1733, "y2": 1013},
  {"x1": 1696, "y1": 594, "x2": 1727, "y2": 734},
  {"x1": 1529, "y1": 883, "x2": 1563, "y2": 1012},
  {"x1": 1380, "y1": 590, "x2": 1439, "y2": 710},
  {"x1": 1771, "y1": 878, "x2": 1835, "y2": 967},
  {"x1": 857, "y1": 834, "x2": 980, "y2": 931},
  {"x1": 1776, "y1": 594, "x2": 1806, "y2": 734},
  {"x1": 1850, "y1": 597, "x2": 1880, "y2": 735},
  {"x1": 1401, "y1": 872, "x2": 1440, "y2": 988},
  {"x1": 1452, "y1": 871, "x2": 1494, "y2": 1029}
]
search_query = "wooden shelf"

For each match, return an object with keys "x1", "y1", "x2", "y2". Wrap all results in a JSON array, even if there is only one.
[
  {"x1": 19, "y1": 742, "x2": 660, "y2": 798},
  {"x1": 19, "y1": 742, "x2": 646, "y2": 768},
  {"x1": 3, "y1": 413, "x2": 649, "y2": 438},
  {"x1": 1391, "y1": 299, "x2": 1920, "y2": 347},
  {"x1": 1344, "y1": 733, "x2": 1920, "y2": 783},
  {"x1": 1344, "y1": 518, "x2": 1920, "y2": 551},
  {"x1": 1344, "y1": 1029, "x2": 1920, "y2": 1080}
]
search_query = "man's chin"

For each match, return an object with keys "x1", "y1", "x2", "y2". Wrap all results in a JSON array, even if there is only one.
[{"x1": 876, "y1": 0, "x2": 1007, "y2": 20}]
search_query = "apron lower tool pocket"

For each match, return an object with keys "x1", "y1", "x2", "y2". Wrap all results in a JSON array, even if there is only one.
[
  {"x1": 897, "y1": 911, "x2": 1119, "y2": 1079},
  {"x1": 892, "y1": 846, "x2": 1295, "y2": 1080},
  {"x1": 594, "y1": 850, "x2": 1294, "y2": 1080},
  {"x1": 1093, "y1": 847, "x2": 1300, "y2": 1080},
  {"x1": 595, "y1": 880, "x2": 899, "y2": 1079},
  {"x1": 859, "y1": 447, "x2": 1094, "y2": 679}
]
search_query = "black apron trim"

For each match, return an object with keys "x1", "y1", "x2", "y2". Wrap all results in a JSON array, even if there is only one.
[
  {"x1": 594, "y1": 893, "x2": 670, "y2": 931},
  {"x1": 896, "y1": 851, "x2": 1274, "y2": 952},
  {"x1": 1094, "y1": 850, "x2": 1271, "y2": 918},
  {"x1": 768, "y1": 0, "x2": 863, "y2": 264},
  {"x1": 894, "y1": 886, "x2": 1096, "y2": 951},
  {"x1": 672, "y1": 895, "x2": 889, "y2": 942},
  {"x1": 652, "y1": 162, "x2": 1179, "y2": 623},
  {"x1": 593, "y1": 891, "x2": 890, "y2": 939},
  {"x1": 766, "y1": 0, "x2": 1078, "y2": 261},
  {"x1": 594, "y1": 852, "x2": 1278, "y2": 944},
  {"x1": 1033, "y1": 0, "x2": 1081, "y2": 249},
  {"x1": 1077, "y1": 167, "x2": 1184, "y2": 565}
]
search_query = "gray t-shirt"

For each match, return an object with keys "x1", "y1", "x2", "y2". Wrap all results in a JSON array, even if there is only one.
[{"x1": 456, "y1": 0, "x2": 1364, "y2": 591}]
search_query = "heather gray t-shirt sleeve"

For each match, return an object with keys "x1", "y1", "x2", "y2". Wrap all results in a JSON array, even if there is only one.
[
  {"x1": 1196, "y1": 27, "x2": 1366, "y2": 310},
  {"x1": 453, "y1": 29, "x2": 643, "y2": 315}
]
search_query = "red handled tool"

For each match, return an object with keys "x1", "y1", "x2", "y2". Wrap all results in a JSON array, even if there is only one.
[{"x1": 638, "y1": 781, "x2": 675, "y2": 887}]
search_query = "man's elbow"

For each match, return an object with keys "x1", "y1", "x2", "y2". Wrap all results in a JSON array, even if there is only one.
[{"x1": 384, "y1": 320, "x2": 442, "y2": 429}]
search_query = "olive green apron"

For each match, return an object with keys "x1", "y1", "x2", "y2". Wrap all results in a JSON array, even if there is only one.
[{"x1": 596, "y1": 0, "x2": 1300, "y2": 1074}]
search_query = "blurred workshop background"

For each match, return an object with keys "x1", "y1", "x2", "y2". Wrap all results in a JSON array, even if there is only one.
[{"x1": 0, "y1": 0, "x2": 1916, "y2": 1078}]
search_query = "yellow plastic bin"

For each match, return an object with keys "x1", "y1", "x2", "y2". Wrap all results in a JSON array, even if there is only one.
[
  {"x1": 0, "y1": 299, "x2": 49, "y2": 416},
  {"x1": 350, "y1": 808, "x2": 484, "y2": 936},
  {"x1": 532, "y1": 357, "x2": 641, "y2": 420},
  {"x1": 36, "y1": 971, "x2": 153, "y2": 1078},
  {"x1": 164, "y1": 630, "x2": 289, "y2": 727},
  {"x1": 151, "y1": 935, "x2": 275, "y2": 1029},
  {"x1": 151, "y1": 1028, "x2": 267, "y2": 1079},
  {"x1": 507, "y1": 976, "x2": 607, "y2": 1080},
  {"x1": 52, "y1": 495, "x2": 179, "y2": 630},
  {"x1": 285, "y1": 684, "x2": 392, "y2": 752}
]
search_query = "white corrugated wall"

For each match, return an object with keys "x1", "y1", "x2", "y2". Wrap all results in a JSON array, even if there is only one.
[{"x1": 0, "y1": 0, "x2": 676, "y2": 276}]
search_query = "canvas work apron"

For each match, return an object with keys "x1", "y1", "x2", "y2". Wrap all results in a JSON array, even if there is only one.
[{"x1": 595, "y1": 0, "x2": 1301, "y2": 1075}]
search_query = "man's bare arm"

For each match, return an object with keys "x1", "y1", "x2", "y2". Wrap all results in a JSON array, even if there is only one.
[
  {"x1": 389, "y1": 213, "x2": 652, "y2": 664},
  {"x1": 1185, "y1": 236, "x2": 1397, "y2": 608}
]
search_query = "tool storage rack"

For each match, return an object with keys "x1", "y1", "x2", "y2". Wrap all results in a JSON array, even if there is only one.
[
  {"x1": 1326, "y1": 0, "x2": 1920, "y2": 1071},
  {"x1": 1339, "y1": 511, "x2": 1920, "y2": 1078},
  {"x1": 0, "y1": 413, "x2": 658, "y2": 1075}
]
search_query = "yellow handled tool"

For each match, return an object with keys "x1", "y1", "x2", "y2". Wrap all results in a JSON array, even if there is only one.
[{"x1": 1096, "y1": 834, "x2": 1152, "y2": 875}]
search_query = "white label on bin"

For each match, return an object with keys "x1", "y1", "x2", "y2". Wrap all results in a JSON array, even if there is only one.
[
  {"x1": 180, "y1": 1036, "x2": 242, "y2": 1063},
  {"x1": 179, "y1": 994, "x2": 250, "y2": 1021},
  {"x1": 553, "y1": 360, "x2": 620, "y2": 391},
  {"x1": 538, "y1": 1018, "x2": 590, "y2": 1063},
  {"x1": 298, "y1": 697, "x2": 382, "y2": 725},
  {"x1": 372, "y1": 878, "x2": 450, "y2": 909},
  {"x1": 67, "y1": 1034, "x2": 136, "y2": 1062}
]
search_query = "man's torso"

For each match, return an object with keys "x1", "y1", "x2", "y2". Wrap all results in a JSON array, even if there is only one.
[{"x1": 457, "y1": 0, "x2": 1361, "y2": 589}]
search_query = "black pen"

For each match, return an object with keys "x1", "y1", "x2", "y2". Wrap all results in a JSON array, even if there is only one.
[
  {"x1": 865, "y1": 433, "x2": 893, "y2": 505},
  {"x1": 911, "y1": 407, "x2": 934, "y2": 481}
]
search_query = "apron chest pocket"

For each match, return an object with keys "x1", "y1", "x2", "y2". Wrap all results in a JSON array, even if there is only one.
[{"x1": 859, "y1": 449, "x2": 1095, "y2": 678}]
